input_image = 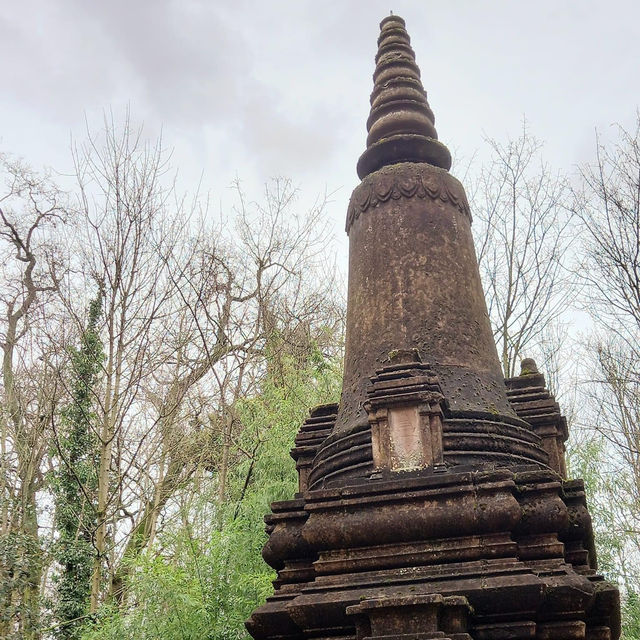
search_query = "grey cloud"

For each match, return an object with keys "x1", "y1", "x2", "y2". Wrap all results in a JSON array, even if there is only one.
[
  {"x1": 1, "y1": 0, "x2": 360, "y2": 175},
  {"x1": 2, "y1": 0, "x2": 640, "y2": 189}
]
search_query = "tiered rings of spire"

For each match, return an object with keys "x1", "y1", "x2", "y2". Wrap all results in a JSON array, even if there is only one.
[{"x1": 357, "y1": 15, "x2": 452, "y2": 178}]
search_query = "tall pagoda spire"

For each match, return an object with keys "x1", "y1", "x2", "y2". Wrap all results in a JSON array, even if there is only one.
[
  {"x1": 309, "y1": 13, "x2": 543, "y2": 490},
  {"x1": 357, "y1": 15, "x2": 451, "y2": 178},
  {"x1": 247, "y1": 15, "x2": 620, "y2": 640}
]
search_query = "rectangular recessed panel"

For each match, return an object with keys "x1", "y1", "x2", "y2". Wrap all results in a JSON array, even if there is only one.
[{"x1": 388, "y1": 405, "x2": 424, "y2": 470}]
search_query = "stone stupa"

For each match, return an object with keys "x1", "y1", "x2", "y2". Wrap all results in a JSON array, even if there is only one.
[{"x1": 247, "y1": 15, "x2": 620, "y2": 640}]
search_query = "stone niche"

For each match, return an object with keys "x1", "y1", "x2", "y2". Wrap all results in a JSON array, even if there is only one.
[{"x1": 365, "y1": 349, "x2": 445, "y2": 472}]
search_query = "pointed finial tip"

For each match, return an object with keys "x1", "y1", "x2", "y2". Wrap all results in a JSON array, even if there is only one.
[{"x1": 380, "y1": 13, "x2": 405, "y2": 29}]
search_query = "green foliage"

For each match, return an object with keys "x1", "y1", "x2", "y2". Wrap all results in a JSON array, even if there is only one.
[
  {"x1": 0, "y1": 531, "x2": 43, "y2": 638},
  {"x1": 568, "y1": 437, "x2": 640, "y2": 639},
  {"x1": 80, "y1": 343, "x2": 341, "y2": 640},
  {"x1": 51, "y1": 291, "x2": 104, "y2": 638},
  {"x1": 568, "y1": 438, "x2": 623, "y2": 579},
  {"x1": 623, "y1": 591, "x2": 640, "y2": 640},
  {"x1": 231, "y1": 341, "x2": 341, "y2": 506}
]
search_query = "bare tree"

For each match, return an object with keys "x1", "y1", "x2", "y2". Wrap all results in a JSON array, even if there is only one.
[
  {"x1": 573, "y1": 114, "x2": 640, "y2": 591},
  {"x1": 108, "y1": 175, "x2": 343, "y2": 603},
  {"x1": 64, "y1": 114, "x2": 191, "y2": 611},
  {"x1": 472, "y1": 123, "x2": 573, "y2": 378},
  {"x1": 0, "y1": 110, "x2": 344, "y2": 632},
  {"x1": 54, "y1": 113, "x2": 343, "y2": 613},
  {"x1": 576, "y1": 115, "x2": 640, "y2": 345},
  {"x1": 0, "y1": 154, "x2": 68, "y2": 639}
]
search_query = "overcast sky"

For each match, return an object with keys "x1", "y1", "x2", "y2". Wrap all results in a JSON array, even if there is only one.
[{"x1": 2, "y1": 0, "x2": 639, "y2": 258}]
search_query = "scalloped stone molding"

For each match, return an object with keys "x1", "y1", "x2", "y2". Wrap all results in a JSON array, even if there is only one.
[{"x1": 346, "y1": 162, "x2": 472, "y2": 233}]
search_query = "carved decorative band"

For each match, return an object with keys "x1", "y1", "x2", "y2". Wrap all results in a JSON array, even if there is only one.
[
  {"x1": 346, "y1": 162, "x2": 472, "y2": 232},
  {"x1": 307, "y1": 425, "x2": 373, "y2": 490}
]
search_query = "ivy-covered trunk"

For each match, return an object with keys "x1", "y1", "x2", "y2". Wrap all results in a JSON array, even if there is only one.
[
  {"x1": 51, "y1": 292, "x2": 103, "y2": 639},
  {"x1": 20, "y1": 490, "x2": 42, "y2": 640}
]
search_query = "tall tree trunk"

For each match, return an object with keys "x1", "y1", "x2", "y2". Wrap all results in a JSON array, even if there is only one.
[
  {"x1": 20, "y1": 485, "x2": 42, "y2": 640},
  {"x1": 90, "y1": 341, "x2": 117, "y2": 613},
  {"x1": 218, "y1": 412, "x2": 232, "y2": 503},
  {"x1": 2, "y1": 316, "x2": 43, "y2": 639}
]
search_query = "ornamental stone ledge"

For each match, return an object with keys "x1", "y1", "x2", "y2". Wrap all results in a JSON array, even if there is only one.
[{"x1": 346, "y1": 161, "x2": 472, "y2": 233}]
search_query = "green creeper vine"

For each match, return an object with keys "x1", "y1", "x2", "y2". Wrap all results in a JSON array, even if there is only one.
[{"x1": 51, "y1": 290, "x2": 104, "y2": 639}]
